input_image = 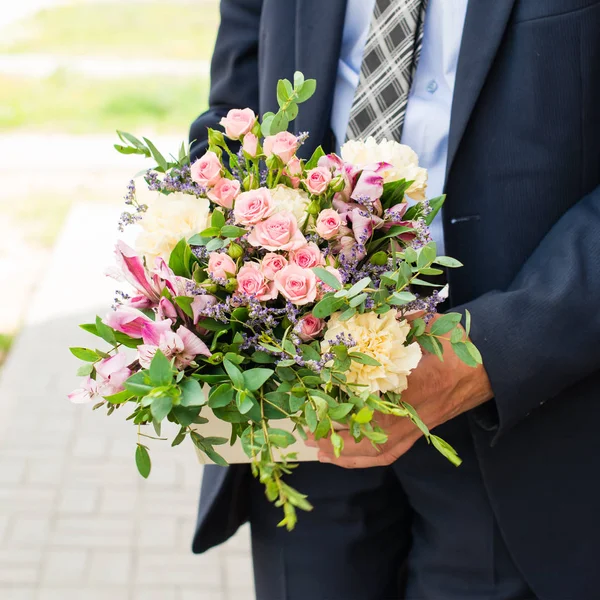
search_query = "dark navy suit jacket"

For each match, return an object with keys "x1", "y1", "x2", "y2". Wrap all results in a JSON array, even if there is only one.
[{"x1": 189, "y1": 1, "x2": 600, "y2": 598}]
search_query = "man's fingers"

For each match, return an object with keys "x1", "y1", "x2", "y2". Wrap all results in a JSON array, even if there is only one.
[
  {"x1": 318, "y1": 434, "x2": 420, "y2": 469},
  {"x1": 314, "y1": 430, "x2": 377, "y2": 457}
]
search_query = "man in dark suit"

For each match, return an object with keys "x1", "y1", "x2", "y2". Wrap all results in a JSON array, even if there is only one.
[{"x1": 189, "y1": 1, "x2": 600, "y2": 598}]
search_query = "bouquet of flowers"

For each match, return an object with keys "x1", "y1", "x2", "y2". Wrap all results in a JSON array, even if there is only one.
[{"x1": 68, "y1": 72, "x2": 481, "y2": 529}]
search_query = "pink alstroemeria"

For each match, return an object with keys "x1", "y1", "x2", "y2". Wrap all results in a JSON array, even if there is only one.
[
  {"x1": 157, "y1": 297, "x2": 178, "y2": 321},
  {"x1": 114, "y1": 241, "x2": 162, "y2": 302},
  {"x1": 105, "y1": 306, "x2": 172, "y2": 340},
  {"x1": 68, "y1": 352, "x2": 132, "y2": 404},
  {"x1": 68, "y1": 377, "x2": 99, "y2": 404},
  {"x1": 190, "y1": 295, "x2": 218, "y2": 326},
  {"x1": 112, "y1": 242, "x2": 178, "y2": 307},
  {"x1": 318, "y1": 154, "x2": 358, "y2": 203},
  {"x1": 138, "y1": 325, "x2": 211, "y2": 369},
  {"x1": 95, "y1": 352, "x2": 132, "y2": 395},
  {"x1": 351, "y1": 169, "x2": 385, "y2": 206},
  {"x1": 380, "y1": 204, "x2": 417, "y2": 241}
]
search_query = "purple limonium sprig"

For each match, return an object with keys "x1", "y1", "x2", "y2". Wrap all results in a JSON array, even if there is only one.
[
  {"x1": 118, "y1": 179, "x2": 148, "y2": 231},
  {"x1": 296, "y1": 131, "x2": 310, "y2": 146}
]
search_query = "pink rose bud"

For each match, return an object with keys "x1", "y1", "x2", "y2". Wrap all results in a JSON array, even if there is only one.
[
  {"x1": 274, "y1": 264, "x2": 318, "y2": 306},
  {"x1": 304, "y1": 167, "x2": 332, "y2": 195},
  {"x1": 233, "y1": 187, "x2": 274, "y2": 225},
  {"x1": 247, "y1": 211, "x2": 307, "y2": 251},
  {"x1": 263, "y1": 131, "x2": 298, "y2": 164},
  {"x1": 236, "y1": 262, "x2": 277, "y2": 301},
  {"x1": 208, "y1": 252, "x2": 237, "y2": 280},
  {"x1": 261, "y1": 252, "x2": 288, "y2": 280},
  {"x1": 207, "y1": 178, "x2": 240, "y2": 209},
  {"x1": 315, "y1": 209, "x2": 343, "y2": 240},
  {"x1": 296, "y1": 315, "x2": 324, "y2": 342},
  {"x1": 242, "y1": 133, "x2": 259, "y2": 157},
  {"x1": 191, "y1": 150, "x2": 222, "y2": 188},
  {"x1": 219, "y1": 108, "x2": 256, "y2": 140},
  {"x1": 289, "y1": 242, "x2": 324, "y2": 269},
  {"x1": 287, "y1": 156, "x2": 303, "y2": 176}
]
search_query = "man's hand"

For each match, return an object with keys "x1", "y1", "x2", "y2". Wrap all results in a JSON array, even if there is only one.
[{"x1": 307, "y1": 316, "x2": 494, "y2": 469}]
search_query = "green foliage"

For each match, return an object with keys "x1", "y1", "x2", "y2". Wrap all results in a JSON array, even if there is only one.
[
  {"x1": 135, "y1": 444, "x2": 151, "y2": 478},
  {"x1": 262, "y1": 72, "x2": 317, "y2": 135}
]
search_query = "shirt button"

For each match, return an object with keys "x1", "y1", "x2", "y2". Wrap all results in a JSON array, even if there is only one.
[{"x1": 426, "y1": 79, "x2": 438, "y2": 94}]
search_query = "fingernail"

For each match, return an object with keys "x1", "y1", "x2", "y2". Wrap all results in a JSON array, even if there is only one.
[
  {"x1": 319, "y1": 454, "x2": 332, "y2": 463},
  {"x1": 304, "y1": 440, "x2": 316, "y2": 447}
]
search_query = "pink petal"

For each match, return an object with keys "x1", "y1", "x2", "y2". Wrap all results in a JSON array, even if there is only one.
[
  {"x1": 176, "y1": 326, "x2": 211, "y2": 357},
  {"x1": 140, "y1": 318, "x2": 174, "y2": 346},
  {"x1": 95, "y1": 352, "x2": 129, "y2": 380},
  {"x1": 115, "y1": 241, "x2": 159, "y2": 301},
  {"x1": 351, "y1": 170, "x2": 384, "y2": 204}
]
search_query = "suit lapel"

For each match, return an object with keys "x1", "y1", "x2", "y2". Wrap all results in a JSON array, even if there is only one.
[
  {"x1": 446, "y1": 0, "x2": 518, "y2": 177},
  {"x1": 294, "y1": 0, "x2": 348, "y2": 155}
]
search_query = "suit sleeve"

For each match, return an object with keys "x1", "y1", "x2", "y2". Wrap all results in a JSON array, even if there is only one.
[
  {"x1": 455, "y1": 186, "x2": 600, "y2": 440},
  {"x1": 189, "y1": 0, "x2": 263, "y2": 161}
]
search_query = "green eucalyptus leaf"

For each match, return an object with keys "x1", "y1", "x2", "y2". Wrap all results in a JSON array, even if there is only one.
[
  {"x1": 70, "y1": 347, "x2": 99, "y2": 362},
  {"x1": 243, "y1": 368, "x2": 275, "y2": 391},
  {"x1": 180, "y1": 378, "x2": 206, "y2": 407},
  {"x1": 430, "y1": 313, "x2": 462, "y2": 336},
  {"x1": 149, "y1": 350, "x2": 173, "y2": 387},
  {"x1": 267, "y1": 428, "x2": 296, "y2": 448},
  {"x1": 150, "y1": 393, "x2": 173, "y2": 422},
  {"x1": 135, "y1": 445, "x2": 151, "y2": 478},
  {"x1": 434, "y1": 256, "x2": 463, "y2": 268},
  {"x1": 208, "y1": 383, "x2": 234, "y2": 408},
  {"x1": 296, "y1": 79, "x2": 317, "y2": 102},
  {"x1": 312, "y1": 267, "x2": 342, "y2": 290}
]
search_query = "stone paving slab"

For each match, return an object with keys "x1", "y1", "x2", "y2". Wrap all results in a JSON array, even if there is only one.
[{"x1": 0, "y1": 203, "x2": 255, "y2": 599}]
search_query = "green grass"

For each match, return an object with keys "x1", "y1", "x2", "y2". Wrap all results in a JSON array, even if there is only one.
[
  {"x1": 0, "y1": 333, "x2": 15, "y2": 367},
  {"x1": 1, "y1": 1, "x2": 220, "y2": 59},
  {"x1": 0, "y1": 71, "x2": 209, "y2": 134}
]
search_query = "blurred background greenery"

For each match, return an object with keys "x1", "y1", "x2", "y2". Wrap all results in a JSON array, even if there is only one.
[{"x1": 0, "y1": 0, "x2": 219, "y2": 364}]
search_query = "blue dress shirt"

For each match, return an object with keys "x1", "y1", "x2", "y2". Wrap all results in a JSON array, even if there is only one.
[{"x1": 331, "y1": 0, "x2": 469, "y2": 254}]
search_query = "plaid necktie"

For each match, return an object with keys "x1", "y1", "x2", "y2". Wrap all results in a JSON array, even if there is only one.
[{"x1": 346, "y1": 0, "x2": 428, "y2": 142}]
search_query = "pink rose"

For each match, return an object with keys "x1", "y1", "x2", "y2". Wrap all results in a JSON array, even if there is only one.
[
  {"x1": 208, "y1": 252, "x2": 237, "y2": 280},
  {"x1": 289, "y1": 242, "x2": 324, "y2": 269},
  {"x1": 247, "y1": 211, "x2": 306, "y2": 251},
  {"x1": 233, "y1": 187, "x2": 274, "y2": 225},
  {"x1": 305, "y1": 167, "x2": 332, "y2": 195},
  {"x1": 316, "y1": 209, "x2": 343, "y2": 240},
  {"x1": 263, "y1": 131, "x2": 298, "y2": 164},
  {"x1": 296, "y1": 315, "x2": 324, "y2": 341},
  {"x1": 261, "y1": 252, "x2": 288, "y2": 280},
  {"x1": 287, "y1": 157, "x2": 302, "y2": 176},
  {"x1": 207, "y1": 178, "x2": 240, "y2": 209},
  {"x1": 219, "y1": 108, "x2": 256, "y2": 140},
  {"x1": 274, "y1": 264, "x2": 317, "y2": 306},
  {"x1": 242, "y1": 133, "x2": 259, "y2": 158},
  {"x1": 236, "y1": 263, "x2": 277, "y2": 301},
  {"x1": 191, "y1": 151, "x2": 222, "y2": 187}
]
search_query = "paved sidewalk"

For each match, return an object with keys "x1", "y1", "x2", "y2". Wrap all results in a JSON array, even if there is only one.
[{"x1": 0, "y1": 203, "x2": 255, "y2": 600}]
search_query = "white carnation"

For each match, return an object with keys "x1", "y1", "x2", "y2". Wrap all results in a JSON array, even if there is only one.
[
  {"x1": 341, "y1": 136, "x2": 428, "y2": 200},
  {"x1": 135, "y1": 192, "x2": 210, "y2": 263},
  {"x1": 322, "y1": 310, "x2": 422, "y2": 395},
  {"x1": 270, "y1": 184, "x2": 310, "y2": 226}
]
